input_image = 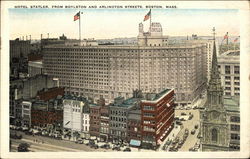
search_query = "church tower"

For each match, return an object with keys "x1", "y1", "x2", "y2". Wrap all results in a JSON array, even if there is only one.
[{"x1": 200, "y1": 28, "x2": 229, "y2": 151}]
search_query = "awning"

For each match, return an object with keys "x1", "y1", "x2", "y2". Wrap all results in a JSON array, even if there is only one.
[{"x1": 130, "y1": 139, "x2": 141, "y2": 147}]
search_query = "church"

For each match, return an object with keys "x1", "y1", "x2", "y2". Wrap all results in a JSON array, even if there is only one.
[{"x1": 200, "y1": 33, "x2": 230, "y2": 151}]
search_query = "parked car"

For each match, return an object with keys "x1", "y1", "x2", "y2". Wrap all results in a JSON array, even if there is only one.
[
  {"x1": 181, "y1": 112, "x2": 187, "y2": 116},
  {"x1": 176, "y1": 120, "x2": 183, "y2": 125},
  {"x1": 76, "y1": 139, "x2": 83, "y2": 144},
  {"x1": 90, "y1": 144, "x2": 99, "y2": 149},
  {"x1": 100, "y1": 143, "x2": 111, "y2": 149},
  {"x1": 191, "y1": 129, "x2": 196, "y2": 135},
  {"x1": 25, "y1": 131, "x2": 33, "y2": 135},
  {"x1": 194, "y1": 124, "x2": 199, "y2": 129},
  {"x1": 186, "y1": 107, "x2": 191, "y2": 110},
  {"x1": 123, "y1": 147, "x2": 131, "y2": 152},
  {"x1": 178, "y1": 139, "x2": 184, "y2": 145},
  {"x1": 188, "y1": 114, "x2": 193, "y2": 120},
  {"x1": 197, "y1": 132, "x2": 202, "y2": 139},
  {"x1": 112, "y1": 146, "x2": 121, "y2": 151},
  {"x1": 189, "y1": 147, "x2": 195, "y2": 151},
  {"x1": 165, "y1": 140, "x2": 172, "y2": 145}
]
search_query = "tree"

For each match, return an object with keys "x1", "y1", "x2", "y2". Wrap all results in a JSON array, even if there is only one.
[{"x1": 17, "y1": 143, "x2": 30, "y2": 152}]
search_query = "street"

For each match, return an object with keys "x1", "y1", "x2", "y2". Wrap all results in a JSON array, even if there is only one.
[
  {"x1": 175, "y1": 109, "x2": 200, "y2": 151},
  {"x1": 10, "y1": 130, "x2": 112, "y2": 152}
]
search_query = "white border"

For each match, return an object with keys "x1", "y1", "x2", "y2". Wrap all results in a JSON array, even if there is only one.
[{"x1": 1, "y1": 1, "x2": 250, "y2": 158}]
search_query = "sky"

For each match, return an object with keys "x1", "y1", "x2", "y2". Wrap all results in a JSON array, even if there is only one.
[{"x1": 9, "y1": 8, "x2": 239, "y2": 40}]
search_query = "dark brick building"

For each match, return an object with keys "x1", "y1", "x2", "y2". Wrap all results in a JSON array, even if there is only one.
[
  {"x1": 99, "y1": 98, "x2": 110, "y2": 142},
  {"x1": 141, "y1": 89, "x2": 175, "y2": 148},
  {"x1": 37, "y1": 87, "x2": 64, "y2": 101},
  {"x1": 31, "y1": 109, "x2": 63, "y2": 128},
  {"x1": 89, "y1": 102, "x2": 101, "y2": 137}
]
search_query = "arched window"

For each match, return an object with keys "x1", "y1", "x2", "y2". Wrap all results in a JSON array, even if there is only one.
[{"x1": 212, "y1": 128, "x2": 218, "y2": 142}]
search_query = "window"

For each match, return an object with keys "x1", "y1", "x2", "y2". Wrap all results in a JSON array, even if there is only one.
[
  {"x1": 231, "y1": 134, "x2": 240, "y2": 140},
  {"x1": 234, "y1": 82, "x2": 240, "y2": 86},
  {"x1": 235, "y1": 87, "x2": 240, "y2": 91},
  {"x1": 225, "y1": 76, "x2": 231, "y2": 80},
  {"x1": 230, "y1": 116, "x2": 240, "y2": 122},
  {"x1": 211, "y1": 128, "x2": 218, "y2": 142},
  {"x1": 229, "y1": 145, "x2": 240, "y2": 151},
  {"x1": 144, "y1": 113, "x2": 155, "y2": 118},
  {"x1": 225, "y1": 65, "x2": 230, "y2": 74},
  {"x1": 234, "y1": 76, "x2": 240, "y2": 80},
  {"x1": 234, "y1": 66, "x2": 240, "y2": 74},
  {"x1": 231, "y1": 125, "x2": 240, "y2": 131},
  {"x1": 143, "y1": 105, "x2": 154, "y2": 111}
]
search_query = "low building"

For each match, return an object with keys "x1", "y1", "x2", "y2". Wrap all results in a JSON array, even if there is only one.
[
  {"x1": 82, "y1": 102, "x2": 90, "y2": 138},
  {"x1": 141, "y1": 89, "x2": 175, "y2": 149},
  {"x1": 20, "y1": 101, "x2": 32, "y2": 127},
  {"x1": 63, "y1": 95, "x2": 88, "y2": 140},
  {"x1": 31, "y1": 109, "x2": 63, "y2": 128},
  {"x1": 89, "y1": 103, "x2": 101, "y2": 138},
  {"x1": 127, "y1": 109, "x2": 142, "y2": 147},
  {"x1": 109, "y1": 90, "x2": 143, "y2": 144},
  {"x1": 31, "y1": 97, "x2": 64, "y2": 128},
  {"x1": 224, "y1": 97, "x2": 240, "y2": 151},
  {"x1": 99, "y1": 98, "x2": 110, "y2": 142},
  {"x1": 9, "y1": 74, "x2": 58, "y2": 122}
]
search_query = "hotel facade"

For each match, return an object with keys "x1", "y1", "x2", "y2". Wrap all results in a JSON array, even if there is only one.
[{"x1": 43, "y1": 22, "x2": 207, "y2": 106}]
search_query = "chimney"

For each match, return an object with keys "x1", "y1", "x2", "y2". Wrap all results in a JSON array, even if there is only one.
[
  {"x1": 41, "y1": 34, "x2": 43, "y2": 40},
  {"x1": 29, "y1": 35, "x2": 31, "y2": 41},
  {"x1": 47, "y1": 33, "x2": 49, "y2": 39}
]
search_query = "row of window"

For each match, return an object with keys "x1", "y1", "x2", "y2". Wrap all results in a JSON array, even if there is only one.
[
  {"x1": 230, "y1": 116, "x2": 240, "y2": 122},
  {"x1": 230, "y1": 124, "x2": 240, "y2": 131},
  {"x1": 231, "y1": 133, "x2": 240, "y2": 140}
]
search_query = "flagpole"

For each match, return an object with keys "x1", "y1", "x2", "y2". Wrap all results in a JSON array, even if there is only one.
[
  {"x1": 79, "y1": 11, "x2": 81, "y2": 41},
  {"x1": 150, "y1": 9, "x2": 152, "y2": 35}
]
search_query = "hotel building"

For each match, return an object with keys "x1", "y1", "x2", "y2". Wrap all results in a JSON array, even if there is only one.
[{"x1": 43, "y1": 22, "x2": 207, "y2": 106}]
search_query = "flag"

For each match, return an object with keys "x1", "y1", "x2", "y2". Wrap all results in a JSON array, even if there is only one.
[
  {"x1": 234, "y1": 37, "x2": 239, "y2": 43},
  {"x1": 223, "y1": 32, "x2": 228, "y2": 40},
  {"x1": 74, "y1": 12, "x2": 80, "y2": 21},
  {"x1": 143, "y1": 9, "x2": 151, "y2": 21}
]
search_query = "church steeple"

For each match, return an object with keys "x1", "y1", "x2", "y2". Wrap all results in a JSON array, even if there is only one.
[
  {"x1": 206, "y1": 27, "x2": 224, "y2": 109},
  {"x1": 210, "y1": 40, "x2": 221, "y2": 81}
]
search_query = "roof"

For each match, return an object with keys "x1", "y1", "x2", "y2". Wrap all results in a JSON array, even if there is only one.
[
  {"x1": 128, "y1": 110, "x2": 141, "y2": 120},
  {"x1": 221, "y1": 50, "x2": 240, "y2": 56},
  {"x1": 63, "y1": 94, "x2": 87, "y2": 102},
  {"x1": 224, "y1": 97, "x2": 239, "y2": 112},
  {"x1": 111, "y1": 97, "x2": 141, "y2": 108},
  {"x1": 89, "y1": 103, "x2": 100, "y2": 108},
  {"x1": 142, "y1": 89, "x2": 172, "y2": 103}
]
